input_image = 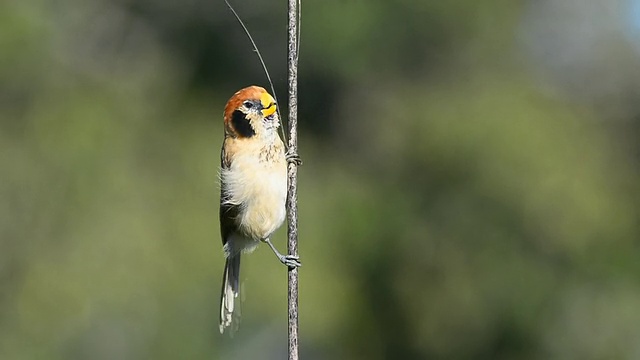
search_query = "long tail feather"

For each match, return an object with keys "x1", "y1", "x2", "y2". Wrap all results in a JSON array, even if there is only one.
[{"x1": 219, "y1": 254, "x2": 241, "y2": 334}]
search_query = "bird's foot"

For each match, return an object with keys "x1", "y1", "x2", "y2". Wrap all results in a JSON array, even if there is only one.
[
  {"x1": 279, "y1": 254, "x2": 302, "y2": 269},
  {"x1": 285, "y1": 151, "x2": 302, "y2": 166},
  {"x1": 264, "y1": 237, "x2": 301, "y2": 269}
]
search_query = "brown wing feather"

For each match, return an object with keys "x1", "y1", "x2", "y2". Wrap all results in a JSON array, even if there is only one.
[{"x1": 219, "y1": 142, "x2": 238, "y2": 247}]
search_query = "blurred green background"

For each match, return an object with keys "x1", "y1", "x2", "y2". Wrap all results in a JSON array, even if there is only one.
[{"x1": 2, "y1": 0, "x2": 640, "y2": 359}]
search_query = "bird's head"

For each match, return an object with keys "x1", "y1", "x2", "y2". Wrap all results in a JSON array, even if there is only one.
[{"x1": 223, "y1": 86, "x2": 279, "y2": 139}]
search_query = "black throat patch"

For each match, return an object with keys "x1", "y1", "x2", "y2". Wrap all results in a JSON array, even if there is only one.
[{"x1": 231, "y1": 110, "x2": 256, "y2": 138}]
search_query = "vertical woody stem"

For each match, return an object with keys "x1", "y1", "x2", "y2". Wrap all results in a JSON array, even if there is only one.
[{"x1": 286, "y1": 0, "x2": 300, "y2": 359}]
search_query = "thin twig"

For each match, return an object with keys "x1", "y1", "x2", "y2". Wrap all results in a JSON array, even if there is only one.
[
  {"x1": 286, "y1": 0, "x2": 300, "y2": 358},
  {"x1": 223, "y1": 0, "x2": 288, "y2": 145}
]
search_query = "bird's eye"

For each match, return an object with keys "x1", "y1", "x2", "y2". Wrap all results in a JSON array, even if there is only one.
[{"x1": 243, "y1": 101, "x2": 254, "y2": 109}]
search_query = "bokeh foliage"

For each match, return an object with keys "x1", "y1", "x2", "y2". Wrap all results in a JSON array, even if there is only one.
[{"x1": 2, "y1": 0, "x2": 640, "y2": 359}]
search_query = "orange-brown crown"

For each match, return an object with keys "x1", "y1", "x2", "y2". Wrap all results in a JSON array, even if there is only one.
[{"x1": 223, "y1": 85, "x2": 275, "y2": 126}]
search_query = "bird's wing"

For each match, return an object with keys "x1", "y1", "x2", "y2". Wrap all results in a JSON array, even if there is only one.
[{"x1": 219, "y1": 141, "x2": 239, "y2": 247}]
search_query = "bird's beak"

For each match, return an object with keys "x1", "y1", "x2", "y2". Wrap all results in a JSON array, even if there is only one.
[{"x1": 260, "y1": 92, "x2": 277, "y2": 117}]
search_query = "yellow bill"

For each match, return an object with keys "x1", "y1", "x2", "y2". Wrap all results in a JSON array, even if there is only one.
[{"x1": 260, "y1": 92, "x2": 277, "y2": 117}]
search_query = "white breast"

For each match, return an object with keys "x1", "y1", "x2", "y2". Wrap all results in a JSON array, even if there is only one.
[{"x1": 221, "y1": 149, "x2": 287, "y2": 241}]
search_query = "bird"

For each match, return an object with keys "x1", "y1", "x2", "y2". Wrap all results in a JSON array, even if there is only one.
[{"x1": 218, "y1": 85, "x2": 301, "y2": 334}]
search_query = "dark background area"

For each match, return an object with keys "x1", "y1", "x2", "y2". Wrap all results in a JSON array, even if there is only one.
[{"x1": 2, "y1": 0, "x2": 640, "y2": 359}]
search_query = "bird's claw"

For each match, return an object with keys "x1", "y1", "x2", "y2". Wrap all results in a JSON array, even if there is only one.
[
  {"x1": 286, "y1": 151, "x2": 302, "y2": 166},
  {"x1": 279, "y1": 254, "x2": 302, "y2": 269}
]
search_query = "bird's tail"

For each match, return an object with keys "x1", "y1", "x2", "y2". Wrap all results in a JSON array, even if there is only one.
[{"x1": 219, "y1": 254, "x2": 241, "y2": 334}]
